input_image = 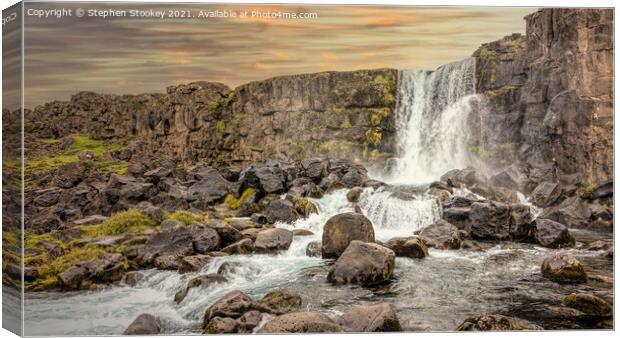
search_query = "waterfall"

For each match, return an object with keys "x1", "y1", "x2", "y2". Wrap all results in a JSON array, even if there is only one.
[{"x1": 385, "y1": 58, "x2": 478, "y2": 184}]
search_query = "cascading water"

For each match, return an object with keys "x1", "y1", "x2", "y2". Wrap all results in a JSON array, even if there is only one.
[{"x1": 385, "y1": 58, "x2": 478, "y2": 184}]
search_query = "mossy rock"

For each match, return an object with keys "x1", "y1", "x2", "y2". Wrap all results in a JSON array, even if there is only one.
[
  {"x1": 563, "y1": 293, "x2": 612, "y2": 317},
  {"x1": 541, "y1": 253, "x2": 587, "y2": 284}
]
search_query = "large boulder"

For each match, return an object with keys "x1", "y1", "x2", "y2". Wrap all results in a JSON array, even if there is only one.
[
  {"x1": 177, "y1": 255, "x2": 212, "y2": 274},
  {"x1": 469, "y1": 201, "x2": 511, "y2": 240},
  {"x1": 418, "y1": 219, "x2": 461, "y2": 249},
  {"x1": 236, "y1": 310, "x2": 263, "y2": 333},
  {"x1": 582, "y1": 180, "x2": 613, "y2": 201},
  {"x1": 255, "y1": 166, "x2": 286, "y2": 194},
  {"x1": 186, "y1": 168, "x2": 231, "y2": 205},
  {"x1": 563, "y1": 293, "x2": 612, "y2": 317},
  {"x1": 205, "y1": 220, "x2": 243, "y2": 245},
  {"x1": 541, "y1": 196, "x2": 591, "y2": 228},
  {"x1": 306, "y1": 241, "x2": 322, "y2": 257},
  {"x1": 204, "y1": 317, "x2": 238, "y2": 334},
  {"x1": 346, "y1": 187, "x2": 364, "y2": 203},
  {"x1": 203, "y1": 290, "x2": 253, "y2": 326},
  {"x1": 221, "y1": 238, "x2": 254, "y2": 255},
  {"x1": 300, "y1": 158, "x2": 326, "y2": 182},
  {"x1": 456, "y1": 314, "x2": 542, "y2": 331},
  {"x1": 383, "y1": 236, "x2": 428, "y2": 258},
  {"x1": 531, "y1": 181, "x2": 562, "y2": 207},
  {"x1": 441, "y1": 168, "x2": 487, "y2": 188},
  {"x1": 254, "y1": 228, "x2": 294, "y2": 253},
  {"x1": 338, "y1": 303, "x2": 401, "y2": 332},
  {"x1": 322, "y1": 212, "x2": 375, "y2": 258},
  {"x1": 327, "y1": 241, "x2": 395, "y2": 286},
  {"x1": 532, "y1": 219, "x2": 575, "y2": 248},
  {"x1": 541, "y1": 253, "x2": 587, "y2": 283},
  {"x1": 137, "y1": 227, "x2": 195, "y2": 268},
  {"x1": 58, "y1": 253, "x2": 126, "y2": 289},
  {"x1": 265, "y1": 199, "x2": 299, "y2": 224},
  {"x1": 192, "y1": 228, "x2": 221, "y2": 254},
  {"x1": 123, "y1": 313, "x2": 163, "y2": 335},
  {"x1": 253, "y1": 289, "x2": 302, "y2": 315},
  {"x1": 508, "y1": 204, "x2": 535, "y2": 240},
  {"x1": 261, "y1": 312, "x2": 344, "y2": 333}
]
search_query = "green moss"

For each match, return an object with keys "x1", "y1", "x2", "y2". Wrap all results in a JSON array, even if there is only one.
[
  {"x1": 479, "y1": 48, "x2": 498, "y2": 62},
  {"x1": 164, "y1": 210, "x2": 208, "y2": 225},
  {"x1": 82, "y1": 210, "x2": 156, "y2": 237},
  {"x1": 340, "y1": 116, "x2": 352, "y2": 129},
  {"x1": 224, "y1": 188, "x2": 256, "y2": 210},
  {"x1": 291, "y1": 196, "x2": 318, "y2": 217},
  {"x1": 26, "y1": 134, "x2": 126, "y2": 175},
  {"x1": 365, "y1": 127, "x2": 383, "y2": 145},
  {"x1": 485, "y1": 85, "x2": 517, "y2": 98},
  {"x1": 214, "y1": 120, "x2": 225, "y2": 132}
]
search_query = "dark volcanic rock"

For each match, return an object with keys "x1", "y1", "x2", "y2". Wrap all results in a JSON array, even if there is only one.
[
  {"x1": 58, "y1": 253, "x2": 126, "y2": 289},
  {"x1": 469, "y1": 201, "x2": 511, "y2": 240},
  {"x1": 221, "y1": 238, "x2": 254, "y2": 255},
  {"x1": 186, "y1": 168, "x2": 230, "y2": 205},
  {"x1": 533, "y1": 219, "x2": 575, "y2": 248},
  {"x1": 327, "y1": 240, "x2": 395, "y2": 286},
  {"x1": 541, "y1": 196, "x2": 591, "y2": 229},
  {"x1": 418, "y1": 219, "x2": 461, "y2": 249},
  {"x1": 531, "y1": 181, "x2": 562, "y2": 207},
  {"x1": 322, "y1": 212, "x2": 375, "y2": 258},
  {"x1": 123, "y1": 313, "x2": 163, "y2": 335},
  {"x1": 192, "y1": 228, "x2": 221, "y2": 254},
  {"x1": 264, "y1": 199, "x2": 299, "y2": 224},
  {"x1": 338, "y1": 303, "x2": 401, "y2": 332},
  {"x1": 261, "y1": 312, "x2": 344, "y2": 333},
  {"x1": 383, "y1": 236, "x2": 428, "y2": 258},
  {"x1": 456, "y1": 314, "x2": 542, "y2": 331}
]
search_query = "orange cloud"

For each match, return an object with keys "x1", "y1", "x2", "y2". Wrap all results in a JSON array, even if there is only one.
[{"x1": 321, "y1": 51, "x2": 338, "y2": 60}]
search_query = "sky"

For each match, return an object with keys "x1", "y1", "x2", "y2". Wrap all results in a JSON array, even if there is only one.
[{"x1": 18, "y1": 3, "x2": 535, "y2": 108}]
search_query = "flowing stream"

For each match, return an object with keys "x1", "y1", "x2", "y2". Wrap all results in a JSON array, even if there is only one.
[{"x1": 22, "y1": 59, "x2": 613, "y2": 335}]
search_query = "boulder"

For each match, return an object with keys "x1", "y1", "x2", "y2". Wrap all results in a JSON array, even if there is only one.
[
  {"x1": 532, "y1": 219, "x2": 575, "y2": 248},
  {"x1": 489, "y1": 165, "x2": 529, "y2": 192},
  {"x1": 123, "y1": 313, "x2": 163, "y2": 335},
  {"x1": 204, "y1": 316, "x2": 238, "y2": 334},
  {"x1": 205, "y1": 220, "x2": 243, "y2": 245},
  {"x1": 442, "y1": 207, "x2": 471, "y2": 232},
  {"x1": 441, "y1": 168, "x2": 487, "y2": 188},
  {"x1": 531, "y1": 181, "x2": 562, "y2": 207},
  {"x1": 322, "y1": 212, "x2": 375, "y2": 258},
  {"x1": 346, "y1": 187, "x2": 364, "y2": 202},
  {"x1": 137, "y1": 227, "x2": 195, "y2": 267},
  {"x1": 327, "y1": 241, "x2": 395, "y2": 286},
  {"x1": 240, "y1": 228, "x2": 262, "y2": 241},
  {"x1": 178, "y1": 255, "x2": 212, "y2": 274},
  {"x1": 300, "y1": 158, "x2": 326, "y2": 182},
  {"x1": 306, "y1": 241, "x2": 322, "y2": 257},
  {"x1": 338, "y1": 303, "x2": 401, "y2": 332},
  {"x1": 456, "y1": 314, "x2": 542, "y2": 331},
  {"x1": 192, "y1": 228, "x2": 221, "y2": 254},
  {"x1": 58, "y1": 253, "x2": 126, "y2": 289},
  {"x1": 418, "y1": 219, "x2": 461, "y2": 249},
  {"x1": 265, "y1": 199, "x2": 299, "y2": 224},
  {"x1": 261, "y1": 312, "x2": 344, "y2": 333},
  {"x1": 254, "y1": 228, "x2": 294, "y2": 253},
  {"x1": 508, "y1": 204, "x2": 535, "y2": 240},
  {"x1": 289, "y1": 195, "x2": 318, "y2": 218},
  {"x1": 541, "y1": 253, "x2": 587, "y2": 283},
  {"x1": 563, "y1": 293, "x2": 612, "y2": 317},
  {"x1": 221, "y1": 238, "x2": 254, "y2": 255},
  {"x1": 469, "y1": 201, "x2": 511, "y2": 240},
  {"x1": 255, "y1": 166, "x2": 286, "y2": 194},
  {"x1": 292, "y1": 229, "x2": 314, "y2": 236},
  {"x1": 541, "y1": 196, "x2": 591, "y2": 228},
  {"x1": 173, "y1": 274, "x2": 227, "y2": 304},
  {"x1": 217, "y1": 262, "x2": 241, "y2": 275},
  {"x1": 254, "y1": 289, "x2": 302, "y2": 315},
  {"x1": 186, "y1": 169, "x2": 230, "y2": 205},
  {"x1": 341, "y1": 169, "x2": 367, "y2": 188},
  {"x1": 122, "y1": 271, "x2": 143, "y2": 286},
  {"x1": 203, "y1": 290, "x2": 253, "y2": 325},
  {"x1": 236, "y1": 310, "x2": 263, "y2": 333},
  {"x1": 383, "y1": 236, "x2": 428, "y2": 258},
  {"x1": 582, "y1": 180, "x2": 613, "y2": 200}
]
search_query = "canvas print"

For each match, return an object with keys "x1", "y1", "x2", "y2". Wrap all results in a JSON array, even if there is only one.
[{"x1": 1, "y1": 1, "x2": 614, "y2": 336}]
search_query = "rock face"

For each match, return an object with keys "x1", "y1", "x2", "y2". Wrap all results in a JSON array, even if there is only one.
[
  {"x1": 27, "y1": 69, "x2": 397, "y2": 166},
  {"x1": 472, "y1": 9, "x2": 613, "y2": 187},
  {"x1": 338, "y1": 303, "x2": 402, "y2": 332},
  {"x1": 322, "y1": 212, "x2": 375, "y2": 258},
  {"x1": 541, "y1": 253, "x2": 587, "y2": 283},
  {"x1": 261, "y1": 312, "x2": 344, "y2": 333},
  {"x1": 457, "y1": 314, "x2": 543, "y2": 331},
  {"x1": 327, "y1": 241, "x2": 395, "y2": 286}
]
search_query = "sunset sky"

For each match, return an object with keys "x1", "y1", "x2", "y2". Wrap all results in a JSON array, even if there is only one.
[{"x1": 19, "y1": 3, "x2": 535, "y2": 108}]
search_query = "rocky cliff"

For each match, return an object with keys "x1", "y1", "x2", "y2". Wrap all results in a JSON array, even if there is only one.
[
  {"x1": 473, "y1": 8, "x2": 613, "y2": 189},
  {"x1": 26, "y1": 69, "x2": 397, "y2": 166}
]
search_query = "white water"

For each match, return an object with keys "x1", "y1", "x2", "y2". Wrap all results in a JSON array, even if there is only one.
[{"x1": 383, "y1": 58, "x2": 478, "y2": 184}]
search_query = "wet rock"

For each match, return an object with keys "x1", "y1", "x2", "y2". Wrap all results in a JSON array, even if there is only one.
[
  {"x1": 384, "y1": 236, "x2": 428, "y2": 258},
  {"x1": 430, "y1": 181, "x2": 453, "y2": 193},
  {"x1": 217, "y1": 262, "x2": 241, "y2": 275},
  {"x1": 123, "y1": 271, "x2": 143, "y2": 286},
  {"x1": 533, "y1": 219, "x2": 575, "y2": 248},
  {"x1": 508, "y1": 204, "x2": 535, "y2": 240},
  {"x1": 469, "y1": 201, "x2": 511, "y2": 240},
  {"x1": 237, "y1": 310, "x2": 263, "y2": 333},
  {"x1": 205, "y1": 220, "x2": 243, "y2": 245},
  {"x1": 254, "y1": 289, "x2": 302, "y2": 315},
  {"x1": 292, "y1": 229, "x2": 314, "y2": 236},
  {"x1": 178, "y1": 255, "x2": 211, "y2": 273},
  {"x1": 346, "y1": 187, "x2": 364, "y2": 203},
  {"x1": 123, "y1": 313, "x2": 163, "y2": 335},
  {"x1": 327, "y1": 240, "x2": 395, "y2": 286},
  {"x1": 442, "y1": 207, "x2": 471, "y2": 232},
  {"x1": 137, "y1": 227, "x2": 195, "y2": 267},
  {"x1": 192, "y1": 227, "x2": 221, "y2": 254},
  {"x1": 582, "y1": 180, "x2": 613, "y2": 200},
  {"x1": 254, "y1": 228, "x2": 294, "y2": 253},
  {"x1": 264, "y1": 199, "x2": 299, "y2": 224},
  {"x1": 441, "y1": 168, "x2": 487, "y2": 188},
  {"x1": 338, "y1": 303, "x2": 401, "y2": 332},
  {"x1": 541, "y1": 253, "x2": 587, "y2": 283},
  {"x1": 541, "y1": 196, "x2": 591, "y2": 228},
  {"x1": 322, "y1": 212, "x2": 375, "y2": 258},
  {"x1": 306, "y1": 241, "x2": 322, "y2": 257},
  {"x1": 250, "y1": 213, "x2": 268, "y2": 225},
  {"x1": 175, "y1": 274, "x2": 228, "y2": 303},
  {"x1": 58, "y1": 253, "x2": 126, "y2": 289},
  {"x1": 456, "y1": 314, "x2": 542, "y2": 331},
  {"x1": 341, "y1": 168, "x2": 367, "y2": 188},
  {"x1": 221, "y1": 238, "x2": 254, "y2": 255},
  {"x1": 563, "y1": 293, "x2": 612, "y2": 317},
  {"x1": 583, "y1": 240, "x2": 613, "y2": 251},
  {"x1": 460, "y1": 239, "x2": 484, "y2": 251},
  {"x1": 418, "y1": 219, "x2": 461, "y2": 249},
  {"x1": 203, "y1": 290, "x2": 253, "y2": 325},
  {"x1": 204, "y1": 316, "x2": 238, "y2": 334},
  {"x1": 288, "y1": 195, "x2": 318, "y2": 218},
  {"x1": 531, "y1": 181, "x2": 562, "y2": 207},
  {"x1": 240, "y1": 228, "x2": 262, "y2": 241},
  {"x1": 261, "y1": 312, "x2": 344, "y2": 333}
]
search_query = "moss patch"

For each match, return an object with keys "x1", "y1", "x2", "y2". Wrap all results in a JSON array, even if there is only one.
[
  {"x1": 164, "y1": 210, "x2": 208, "y2": 225},
  {"x1": 81, "y1": 210, "x2": 156, "y2": 237},
  {"x1": 224, "y1": 188, "x2": 256, "y2": 210}
]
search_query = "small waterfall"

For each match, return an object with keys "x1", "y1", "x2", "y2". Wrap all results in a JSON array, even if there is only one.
[{"x1": 385, "y1": 58, "x2": 478, "y2": 184}]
